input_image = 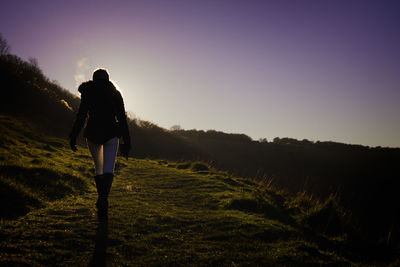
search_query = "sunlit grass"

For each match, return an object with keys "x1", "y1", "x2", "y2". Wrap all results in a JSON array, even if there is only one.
[{"x1": 0, "y1": 114, "x2": 397, "y2": 266}]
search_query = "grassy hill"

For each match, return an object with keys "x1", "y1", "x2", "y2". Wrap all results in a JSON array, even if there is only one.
[
  {"x1": 3, "y1": 52, "x2": 400, "y2": 251},
  {"x1": 2, "y1": 52, "x2": 400, "y2": 248},
  {"x1": 1, "y1": 115, "x2": 398, "y2": 266},
  {"x1": 1, "y1": 48, "x2": 400, "y2": 264}
]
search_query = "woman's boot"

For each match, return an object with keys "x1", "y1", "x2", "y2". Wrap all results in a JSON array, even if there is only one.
[
  {"x1": 94, "y1": 174, "x2": 103, "y2": 209},
  {"x1": 102, "y1": 173, "x2": 114, "y2": 198},
  {"x1": 95, "y1": 173, "x2": 114, "y2": 220}
]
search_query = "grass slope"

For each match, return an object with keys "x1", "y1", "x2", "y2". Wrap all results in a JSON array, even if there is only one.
[{"x1": 0, "y1": 115, "x2": 397, "y2": 266}]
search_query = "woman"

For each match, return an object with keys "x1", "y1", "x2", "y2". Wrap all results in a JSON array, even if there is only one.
[{"x1": 69, "y1": 68, "x2": 131, "y2": 220}]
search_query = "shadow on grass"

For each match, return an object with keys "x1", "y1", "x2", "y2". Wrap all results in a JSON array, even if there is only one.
[
  {"x1": 214, "y1": 176, "x2": 242, "y2": 187},
  {"x1": 88, "y1": 220, "x2": 109, "y2": 267},
  {"x1": 0, "y1": 179, "x2": 42, "y2": 219},
  {"x1": 0, "y1": 165, "x2": 88, "y2": 219},
  {"x1": 227, "y1": 197, "x2": 295, "y2": 225}
]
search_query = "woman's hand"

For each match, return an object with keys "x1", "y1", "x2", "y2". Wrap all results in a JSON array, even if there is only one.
[
  {"x1": 120, "y1": 143, "x2": 131, "y2": 159},
  {"x1": 70, "y1": 139, "x2": 78, "y2": 152}
]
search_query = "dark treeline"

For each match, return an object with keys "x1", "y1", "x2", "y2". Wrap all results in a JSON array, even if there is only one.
[
  {"x1": 1, "y1": 54, "x2": 79, "y2": 136},
  {"x1": 2, "y1": 52, "x2": 400, "y2": 246}
]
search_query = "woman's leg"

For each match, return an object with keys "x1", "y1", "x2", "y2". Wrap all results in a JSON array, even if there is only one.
[
  {"x1": 97, "y1": 137, "x2": 119, "y2": 220},
  {"x1": 87, "y1": 139, "x2": 107, "y2": 219},
  {"x1": 87, "y1": 139, "x2": 104, "y2": 175},
  {"x1": 103, "y1": 137, "x2": 119, "y2": 174}
]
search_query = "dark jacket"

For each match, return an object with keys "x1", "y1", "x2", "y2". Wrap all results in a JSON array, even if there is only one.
[{"x1": 69, "y1": 80, "x2": 130, "y2": 145}]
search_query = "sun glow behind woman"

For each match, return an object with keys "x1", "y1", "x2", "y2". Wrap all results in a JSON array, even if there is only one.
[{"x1": 110, "y1": 79, "x2": 123, "y2": 96}]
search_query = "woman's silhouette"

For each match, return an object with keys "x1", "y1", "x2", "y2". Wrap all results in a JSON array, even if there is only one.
[{"x1": 69, "y1": 69, "x2": 131, "y2": 220}]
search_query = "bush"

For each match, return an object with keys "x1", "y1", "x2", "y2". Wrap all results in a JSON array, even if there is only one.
[
  {"x1": 191, "y1": 162, "x2": 209, "y2": 172},
  {"x1": 302, "y1": 196, "x2": 350, "y2": 236},
  {"x1": 176, "y1": 163, "x2": 191, "y2": 169}
]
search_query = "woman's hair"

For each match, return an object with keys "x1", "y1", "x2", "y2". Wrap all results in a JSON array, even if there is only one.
[{"x1": 93, "y1": 68, "x2": 109, "y2": 81}]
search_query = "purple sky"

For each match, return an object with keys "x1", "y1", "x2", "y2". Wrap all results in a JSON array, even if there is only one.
[{"x1": 1, "y1": 0, "x2": 399, "y2": 147}]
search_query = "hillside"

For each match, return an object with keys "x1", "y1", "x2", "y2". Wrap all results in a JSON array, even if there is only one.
[
  {"x1": 0, "y1": 50, "x2": 400, "y2": 255},
  {"x1": 1, "y1": 115, "x2": 399, "y2": 266},
  {"x1": 0, "y1": 53, "x2": 204, "y2": 160},
  {"x1": 169, "y1": 129, "x2": 400, "y2": 245}
]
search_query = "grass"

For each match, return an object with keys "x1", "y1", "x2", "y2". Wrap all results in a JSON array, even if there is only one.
[{"x1": 0, "y1": 114, "x2": 398, "y2": 266}]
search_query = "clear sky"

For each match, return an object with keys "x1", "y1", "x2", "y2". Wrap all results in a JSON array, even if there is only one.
[{"x1": 1, "y1": 0, "x2": 399, "y2": 147}]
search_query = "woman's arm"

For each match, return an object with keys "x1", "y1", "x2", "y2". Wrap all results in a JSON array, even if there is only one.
[
  {"x1": 69, "y1": 90, "x2": 89, "y2": 151},
  {"x1": 115, "y1": 91, "x2": 131, "y2": 146}
]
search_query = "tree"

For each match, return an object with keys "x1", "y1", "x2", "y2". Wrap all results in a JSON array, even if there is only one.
[
  {"x1": 28, "y1": 57, "x2": 43, "y2": 75},
  {"x1": 0, "y1": 33, "x2": 11, "y2": 55},
  {"x1": 170, "y1": 125, "x2": 182, "y2": 131},
  {"x1": 273, "y1": 137, "x2": 281, "y2": 143},
  {"x1": 28, "y1": 57, "x2": 39, "y2": 67}
]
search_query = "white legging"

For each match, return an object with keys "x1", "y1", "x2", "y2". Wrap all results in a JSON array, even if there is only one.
[{"x1": 87, "y1": 137, "x2": 119, "y2": 175}]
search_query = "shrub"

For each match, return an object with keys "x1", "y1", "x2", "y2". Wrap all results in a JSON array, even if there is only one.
[
  {"x1": 176, "y1": 162, "x2": 191, "y2": 169},
  {"x1": 302, "y1": 196, "x2": 351, "y2": 236},
  {"x1": 191, "y1": 162, "x2": 209, "y2": 172}
]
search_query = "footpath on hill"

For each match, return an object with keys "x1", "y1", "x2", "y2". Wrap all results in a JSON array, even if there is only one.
[
  {"x1": 0, "y1": 115, "x2": 397, "y2": 266},
  {"x1": 0, "y1": 158, "x2": 351, "y2": 266}
]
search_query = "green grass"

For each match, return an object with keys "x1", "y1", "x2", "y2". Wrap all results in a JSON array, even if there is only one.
[{"x1": 0, "y1": 114, "x2": 398, "y2": 266}]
